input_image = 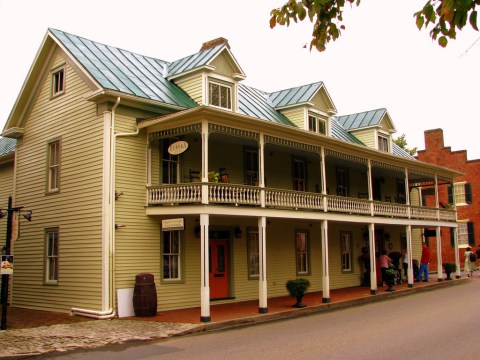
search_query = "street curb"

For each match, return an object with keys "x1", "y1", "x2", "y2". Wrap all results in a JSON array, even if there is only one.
[{"x1": 175, "y1": 278, "x2": 467, "y2": 336}]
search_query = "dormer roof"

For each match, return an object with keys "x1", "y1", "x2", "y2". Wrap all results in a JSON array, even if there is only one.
[
  {"x1": 268, "y1": 82, "x2": 336, "y2": 112},
  {"x1": 334, "y1": 108, "x2": 396, "y2": 132}
]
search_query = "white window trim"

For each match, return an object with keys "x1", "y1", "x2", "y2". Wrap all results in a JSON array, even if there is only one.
[
  {"x1": 295, "y1": 230, "x2": 310, "y2": 275},
  {"x1": 51, "y1": 67, "x2": 65, "y2": 97},
  {"x1": 162, "y1": 230, "x2": 182, "y2": 281},
  {"x1": 47, "y1": 139, "x2": 60, "y2": 193},
  {"x1": 208, "y1": 80, "x2": 233, "y2": 111},
  {"x1": 454, "y1": 182, "x2": 468, "y2": 206},
  {"x1": 45, "y1": 228, "x2": 59, "y2": 284},
  {"x1": 457, "y1": 221, "x2": 469, "y2": 248},
  {"x1": 340, "y1": 231, "x2": 353, "y2": 273},
  {"x1": 377, "y1": 133, "x2": 390, "y2": 153},
  {"x1": 307, "y1": 111, "x2": 328, "y2": 135}
]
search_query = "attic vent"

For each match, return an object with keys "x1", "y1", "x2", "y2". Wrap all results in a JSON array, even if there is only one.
[{"x1": 200, "y1": 37, "x2": 230, "y2": 51}]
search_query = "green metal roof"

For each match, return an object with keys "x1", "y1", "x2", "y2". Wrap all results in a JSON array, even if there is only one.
[
  {"x1": 331, "y1": 118, "x2": 364, "y2": 145},
  {"x1": 49, "y1": 28, "x2": 197, "y2": 108},
  {"x1": 334, "y1": 108, "x2": 387, "y2": 130},
  {"x1": 167, "y1": 44, "x2": 225, "y2": 77},
  {"x1": 269, "y1": 82, "x2": 323, "y2": 108},
  {"x1": 238, "y1": 84, "x2": 295, "y2": 126},
  {"x1": 0, "y1": 137, "x2": 16, "y2": 156}
]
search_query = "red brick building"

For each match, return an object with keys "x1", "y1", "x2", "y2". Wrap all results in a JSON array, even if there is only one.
[{"x1": 417, "y1": 129, "x2": 479, "y2": 271}]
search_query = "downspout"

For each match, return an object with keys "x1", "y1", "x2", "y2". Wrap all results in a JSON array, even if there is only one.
[{"x1": 71, "y1": 97, "x2": 121, "y2": 319}]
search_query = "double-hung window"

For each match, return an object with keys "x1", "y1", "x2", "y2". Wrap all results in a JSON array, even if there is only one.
[
  {"x1": 162, "y1": 231, "x2": 181, "y2": 280},
  {"x1": 209, "y1": 81, "x2": 232, "y2": 110},
  {"x1": 308, "y1": 114, "x2": 326, "y2": 135},
  {"x1": 162, "y1": 139, "x2": 179, "y2": 184},
  {"x1": 293, "y1": 158, "x2": 306, "y2": 191},
  {"x1": 296, "y1": 230, "x2": 310, "y2": 275},
  {"x1": 451, "y1": 182, "x2": 472, "y2": 206},
  {"x1": 378, "y1": 135, "x2": 389, "y2": 152},
  {"x1": 244, "y1": 147, "x2": 259, "y2": 186},
  {"x1": 247, "y1": 229, "x2": 259, "y2": 278},
  {"x1": 52, "y1": 68, "x2": 65, "y2": 97},
  {"x1": 45, "y1": 228, "x2": 59, "y2": 284},
  {"x1": 340, "y1": 231, "x2": 353, "y2": 273},
  {"x1": 47, "y1": 139, "x2": 60, "y2": 193}
]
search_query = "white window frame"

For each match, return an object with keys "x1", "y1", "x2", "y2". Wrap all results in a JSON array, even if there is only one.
[
  {"x1": 45, "y1": 228, "x2": 59, "y2": 284},
  {"x1": 457, "y1": 221, "x2": 469, "y2": 248},
  {"x1": 247, "y1": 229, "x2": 259, "y2": 279},
  {"x1": 52, "y1": 67, "x2": 65, "y2": 97},
  {"x1": 209, "y1": 81, "x2": 232, "y2": 110},
  {"x1": 47, "y1": 139, "x2": 60, "y2": 193},
  {"x1": 340, "y1": 231, "x2": 353, "y2": 273},
  {"x1": 454, "y1": 182, "x2": 467, "y2": 206},
  {"x1": 378, "y1": 134, "x2": 389, "y2": 152},
  {"x1": 295, "y1": 230, "x2": 310, "y2": 275},
  {"x1": 308, "y1": 113, "x2": 327, "y2": 135},
  {"x1": 161, "y1": 138, "x2": 179, "y2": 184},
  {"x1": 162, "y1": 230, "x2": 181, "y2": 281}
]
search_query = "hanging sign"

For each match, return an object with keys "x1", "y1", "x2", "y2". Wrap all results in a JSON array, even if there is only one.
[
  {"x1": 168, "y1": 141, "x2": 189, "y2": 155},
  {"x1": 1, "y1": 255, "x2": 13, "y2": 275},
  {"x1": 162, "y1": 218, "x2": 185, "y2": 231}
]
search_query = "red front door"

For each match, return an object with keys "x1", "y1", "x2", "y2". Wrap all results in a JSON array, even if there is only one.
[{"x1": 209, "y1": 240, "x2": 229, "y2": 299}]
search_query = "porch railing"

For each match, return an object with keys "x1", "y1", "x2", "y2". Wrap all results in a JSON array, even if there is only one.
[
  {"x1": 265, "y1": 189, "x2": 324, "y2": 210},
  {"x1": 146, "y1": 184, "x2": 456, "y2": 222}
]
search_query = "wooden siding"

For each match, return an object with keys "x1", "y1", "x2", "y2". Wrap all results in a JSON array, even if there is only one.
[
  {"x1": 210, "y1": 52, "x2": 236, "y2": 78},
  {"x1": 310, "y1": 91, "x2": 330, "y2": 113},
  {"x1": 280, "y1": 108, "x2": 304, "y2": 129},
  {"x1": 174, "y1": 74, "x2": 203, "y2": 105},
  {"x1": 352, "y1": 129, "x2": 375, "y2": 149},
  {"x1": 12, "y1": 50, "x2": 104, "y2": 312}
]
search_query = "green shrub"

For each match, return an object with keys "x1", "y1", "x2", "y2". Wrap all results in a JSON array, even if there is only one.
[{"x1": 286, "y1": 278, "x2": 311, "y2": 297}]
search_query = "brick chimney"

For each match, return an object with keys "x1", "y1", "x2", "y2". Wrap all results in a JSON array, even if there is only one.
[
  {"x1": 200, "y1": 37, "x2": 230, "y2": 51},
  {"x1": 424, "y1": 129, "x2": 444, "y2": 151}
]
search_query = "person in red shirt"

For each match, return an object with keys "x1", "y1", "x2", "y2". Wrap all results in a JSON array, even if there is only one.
[{"x1": 416, "y1": 243, "x2": 430, "y2": 282}]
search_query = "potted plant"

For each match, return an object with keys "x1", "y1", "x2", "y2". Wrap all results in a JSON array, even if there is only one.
[
  {"x1": 443, "y1": 262, "x2": 457, "y2": 280},
  {"x1": 208, "y1": 171, "x2": 219, "y2": 183},
  {"x1": 286, "y1": 278, "x2": 311, "y2": 308}
]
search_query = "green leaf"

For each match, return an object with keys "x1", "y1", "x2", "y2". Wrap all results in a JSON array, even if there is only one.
[
  {"x1": 470, "y1": 10, "x2": 479, "y2": 31},
  {"x1": 416, "y1": 13, "x2": 425, "y2": 30},
  {"x1": 438, "y1": 35, "x2": 448, "y2": 47}
]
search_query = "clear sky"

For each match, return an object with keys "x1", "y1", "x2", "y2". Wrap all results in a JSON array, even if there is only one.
[{"x1": 1, "y1": 0, "x2": 479, "y2": 158}]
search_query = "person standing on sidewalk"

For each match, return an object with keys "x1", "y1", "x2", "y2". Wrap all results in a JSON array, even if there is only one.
[
  {"x1": 464, "y1": 247, "x2": 475, "y2": 278},
  {"x1": 416, "y1": 243, "x2": 430, "y2": 282}
]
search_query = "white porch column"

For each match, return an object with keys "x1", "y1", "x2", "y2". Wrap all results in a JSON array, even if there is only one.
[
  {"x1": 200, "y1": 213, "x2": 210, "y2": 322},
  {"x1": 320, "y1": 147, "x2": 327, "y2": 212},
  {"x1": 321, "y1": 220, "x2": 330, "y2": 302},
  {"x1": 367, "y1": 160, "x2": 374, "y2": 215},
  {"x1": 406, "y1": 225, "x2": 414, "y2": 287},
  {"x1": 436, "y1": 226, "x2": 443, "y2": 282},
  {"x1": 201, "y1": 121, "x2": 209, "y2": 204},
  {"x1": 453, "y1": 226, "x2": 461, "y2": 278},
  {"x1": 259, "y1": 134, "x2": 265, "y2": 208},
  {"x1": 368, "y1": 223, "x2": 377, "y2": 295},
  {"x1": 258, "y1": 216, "x2": 268, "y2": 313}
]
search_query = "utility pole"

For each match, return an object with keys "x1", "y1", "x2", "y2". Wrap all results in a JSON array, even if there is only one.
[{"x1": 1, "y1": 196, "x2": 13, "y2": 330}]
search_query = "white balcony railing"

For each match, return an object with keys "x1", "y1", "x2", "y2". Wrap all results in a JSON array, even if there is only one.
[
  {"x1": 146, "y1": 184, "x2": 456, "y2": 222},
  {"x1": 265, "y1": 189, "x2": 324, "y2": 210}
]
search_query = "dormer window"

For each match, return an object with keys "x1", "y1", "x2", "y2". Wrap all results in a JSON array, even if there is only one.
[
  {"x1": 378, "y1": 134, "x2": 389, "y2": 152},
  {"x1": 52, "y1": 67, "x2": 65, "y2": 97},
  {"x1": 209, "y1": 81, "x2": 232, "y2": 110},
  {"x1": 308, "y1": 114, "x2": 326, "y2": 135}
]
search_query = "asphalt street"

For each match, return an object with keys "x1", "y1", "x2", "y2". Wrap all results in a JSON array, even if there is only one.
[{"x1": 41, "y1": 277, "x2": 479, "y2": 360}]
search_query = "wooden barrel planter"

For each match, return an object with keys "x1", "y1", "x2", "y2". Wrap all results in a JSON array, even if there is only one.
[{"x1": 133, "y1": 273, "x2": 157, "y2": 317}]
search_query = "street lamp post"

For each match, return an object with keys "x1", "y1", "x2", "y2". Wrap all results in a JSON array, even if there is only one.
[{"x1": 0, "y1": 195, "x2": 32, "y2": 330}]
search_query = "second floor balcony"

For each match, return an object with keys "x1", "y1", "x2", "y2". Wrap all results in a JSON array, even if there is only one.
[{"x1": 142, "y1": 115, "x2": 458, "y2": 224}]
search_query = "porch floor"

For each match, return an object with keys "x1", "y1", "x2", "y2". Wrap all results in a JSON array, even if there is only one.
[
  {"x1": 129, "y1": 273, "x2": 459, "y2": 325},
  {"x1": 2, "y1": 273, "x2": 465, "y2": 330}
]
